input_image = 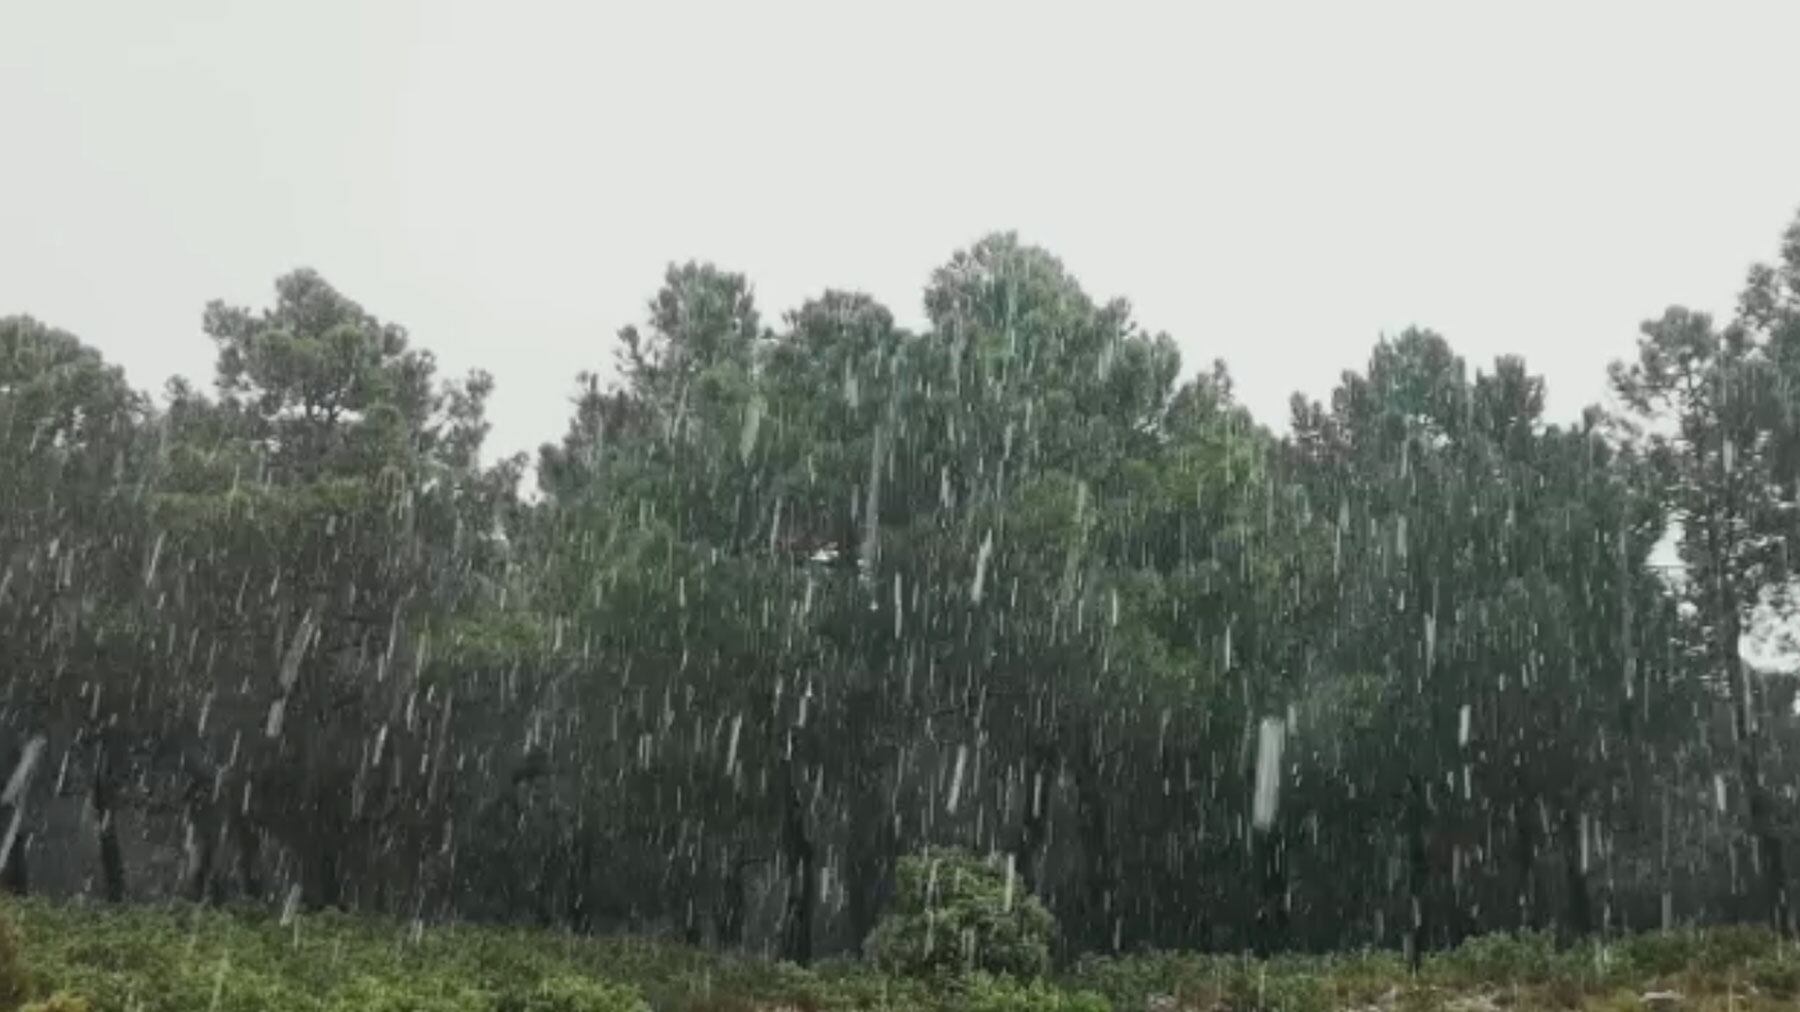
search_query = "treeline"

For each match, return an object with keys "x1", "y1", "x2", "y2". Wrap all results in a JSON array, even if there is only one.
[{"x1": 2, "y1": 214, "x2": 1799, "y2": 963}]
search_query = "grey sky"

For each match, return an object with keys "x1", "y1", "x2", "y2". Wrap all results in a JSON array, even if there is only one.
[{"x1": 5, "y1": 0, "x2": 1800, "y2": 461}]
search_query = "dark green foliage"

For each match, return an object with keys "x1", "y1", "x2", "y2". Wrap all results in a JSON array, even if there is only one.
[
  {"x1": 15, "y1": 900, "x2": 1800, "y2": 1012},
  {"x1": 1066, "y1": 928, "x2": 1799, "y2": 1012},
  {"x1": 6, "y1": 901, "x2": 649, "y2": 1012},
  {"x1": 511, "y1": 976, "x2": 648, "y2": 1012},
  {"x1": 0, "y1": 906, "x2": 28, "y2": 1012},
  {"x1": 323, "y1": 976, "x2": 493, "y2": 1012},
  {"x1": 1746, "y1": 954, "x2": 1800, "y2": 998},
  {"x1": 1427, "y1": 932, "x2": 1585, "y2": 987},
  {"x1": 865, "y1": 851, "x2": 1055, "y2": 981},
  {"x1": 19, "y1": 996, "x2": 90, "y2": 1012},
  {"x1": 953, "y1": 975, "x2": 1107, "y2": 1012},
  {"x1": 6, "y1": 208, "x2": 1800, "y2": 970}
]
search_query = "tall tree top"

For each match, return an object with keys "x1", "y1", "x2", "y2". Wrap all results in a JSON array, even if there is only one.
[{"x1": 196, "y1": 269, "x2": 492, "y2": 482}]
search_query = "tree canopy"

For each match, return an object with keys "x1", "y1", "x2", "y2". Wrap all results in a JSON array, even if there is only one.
[{"x1": 4, "y1": 210, "x2": 1800, "y2": 962}]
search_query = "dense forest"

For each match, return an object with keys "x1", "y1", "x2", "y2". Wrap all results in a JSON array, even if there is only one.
[{"x1": 3, "y1": 209, "x2": 1799, "y2": 970}]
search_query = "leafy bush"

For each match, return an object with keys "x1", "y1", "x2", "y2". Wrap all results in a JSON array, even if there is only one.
[
  {"x1": 1218, "y1": 966, "x2": 1329, "y2": 1012},
  {"x1": 1070, "y1": 950, "x2": 1396, "y2": 1012},
  {"x1": 324, "y1": 974, "x2": 492, "y2": 1012},
  {"x1": 1611, "y1": 926, "x2": 1783, "y2": 982},
  {"x1": 3, "y1": 900, "x2": 668, "y2": 1012},
  {"x1": 952, "y1": 974, "x2": 1108, "y2": 1012},
  {"x1": 1692, "y1": 924, "x2": 1781, "y2": 972},
  {"x1": 1066, "y1": 951, "x2": 1229, "y2": 1012},
  {"x1": 1612, "y1": 930, "x2": 1699, "y2": 979},
  {"x1": 0, "y1": 905, "x2": 28, "y2": 1012},
  {"x1": 1748, "y1": 953, "x2": 1800, "y2": 998},
  {"x1": 866, "y1": 848, "x2": 1055, "y2": 981},
  {"x1": 512, "y1": 975, "x2": 647, "y2": 1012},
  {"x1": 20, "y1": 995, "x2": 90, "y2": 1012},
  {"x1": 22, "y1": 917, "x2": 313, "y2": 1012},
  {"x1": 1430, "y1": 930, "x2": 1560, "y2": 985},
  {"x1": 792, "y1": 959, "x2": 933, "y2": 1012},
  {"x1": 1311, "y1": 950, "x2": 1409, "y2": 1009}
]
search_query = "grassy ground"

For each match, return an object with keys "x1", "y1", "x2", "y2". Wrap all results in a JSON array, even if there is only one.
[{"x1": 4, "y1": 898, "x2": 1799, "y2": 1012}]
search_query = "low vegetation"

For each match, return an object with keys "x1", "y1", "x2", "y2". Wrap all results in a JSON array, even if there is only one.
[{"x1": 7, "y1": 899, "x2": 1800, "y2": 1012}]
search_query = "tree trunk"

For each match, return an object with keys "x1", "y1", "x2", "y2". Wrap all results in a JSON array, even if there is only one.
[
  {"x1": 182, "y1": 766, "x2": 227, "y2": 905},
  {"x1": 1559, "y1": 802, "x2": 1592, "y2": 939},
  {"x1": 1253, "y1": 825, "x2": 1289, "y2": 957},
  {"x1": 567, "y1": 821, "x2": 595, "y2": 933},
  {"x1": 233, "y1": 814, "x2": 264, "y2": 899},
  {"x1": 1074, "y1": 750, "x2": 1117, "y2": 954},
  {"x1": 184, "y1": 803, "x2": 220, "y2": 903},
  {"x1": 92, "y1": 735, "x2": 127, "y2": 903},
  {"x1": 844, "y1": 793, "x2": 891, "y2": 951},
  {"x1": 1726, "y1": 617, "x2": 1790, "y2": 933},
  {"x1": 1015, "y1": 743, "x2": 1056, "y2": 895},
  {"x1": 1710, "y1": 489, "x2": 1790, "y2": 933},
  {"x1": 1513, "y1": 795, "x2": 1537, "y2": 932},
  {"x1": 1405, "y1": 773, "x2": 1430, "y2": 971},
  {"x1": 843, "y1": 690, "x2": 895, "y2": 952},
  {"x1": 1747, "y1": 771, "x2": 1788, "y2": 932},
  {"x1": 780, "y1": 760, "x2": 816, "y2": 965},
  {"x1": 299, "y1": 782, "x2": 349, "y2": 911},
  {"x1": 307, "y1": 845, "x2": 344, "y2": 910},
  {"x1": 844, "y1": 851, "x2": 880, "y2": 952},
  {"x1": 718, "y1": 852, "x2": 749, "y2": 950}
]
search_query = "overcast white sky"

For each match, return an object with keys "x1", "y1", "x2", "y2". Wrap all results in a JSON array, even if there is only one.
[{"x1": 4, "y1": 0, "x2": 1799, "y2": 460}]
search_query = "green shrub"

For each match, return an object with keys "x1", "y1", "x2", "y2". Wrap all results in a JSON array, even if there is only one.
[
  {"x1": 793, "y1": 959, "x2": 932, "y2": 1012},
  {"x1": 512, "y1": 974, "x2": 647, "y2": 1012},
  {"x1": 1431, "y1": 930, "x2": 1559, "y2": 985},
  {"x1": 866, "y1": 848, "x2": 1055, "y2": 981},
  {"x1": 1611, "y1": 926, "x2": 1783, "y2": 981},
  {"x1": 953, "y1": 974, "x2": 1109, "y2": 1012},
  {"x1": 20, "y1": 994, "x2": 90, "y2": 1012},
  {"x1": 1613, "y1": 930, "x2": 1698, "y2": 979},
  {"x1": 1208, "y1": 962, "x2": 1330, "y2": 1012},
  {"x1": 325, "y1": 973, "x2": 491, "y2": 1012},
  {"x1": 1747, "y1": 953, "x2": 1800, "y2": 997},
  {"x1": 23, "y1": 933, "x2": 312, "y2": 1012},
  {"x1": 0, "y1": 905, "x2": 29, "y2": 1012},
  {"x1": 1069, "y1": 951, "x2": 1377, "y2": 1012},
  {"x1": 1315, "y1": 950, "x2": 1409, "y2": 1009},
  {"x1": 1065, "y1": 951, "x2": 1228, "y2": 1012},
  {"x1": 1693, "y1": 925, "x2": 1780, "y2": 972}
]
